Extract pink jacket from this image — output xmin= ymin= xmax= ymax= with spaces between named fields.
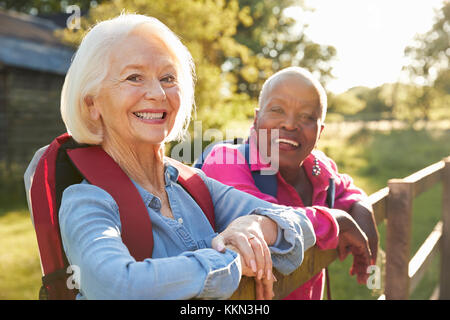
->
xmin=202 ymin=133 xmax=367 ymax=299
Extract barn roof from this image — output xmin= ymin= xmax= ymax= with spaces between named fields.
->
xmin=0 ymin=9 xmax=75 ymax=75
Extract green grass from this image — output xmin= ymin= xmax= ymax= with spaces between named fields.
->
xmin=0 ymin=125 xmax=449 ymax=299
xmin=0 ymin=206 xmax=42 ymax=299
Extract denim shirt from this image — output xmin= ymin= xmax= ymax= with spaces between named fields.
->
xmin=58 ymin=162 xmax=316 ymax=300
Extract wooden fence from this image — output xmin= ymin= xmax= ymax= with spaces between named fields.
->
xmin=230 ymin=156 xmax=450 ymax=300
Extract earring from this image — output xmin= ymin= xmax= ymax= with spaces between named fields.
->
xmin=312 ymin=157 xmax=321 ymax=176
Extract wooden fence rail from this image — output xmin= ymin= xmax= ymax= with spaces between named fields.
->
xmin=230 ymin=156 xmax=450 ymax=300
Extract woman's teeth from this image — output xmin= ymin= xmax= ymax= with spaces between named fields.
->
xmin=275 ymin=138 xmax=299 ymax=147
xmin=134 ymin=112 xmax=165 ymax=120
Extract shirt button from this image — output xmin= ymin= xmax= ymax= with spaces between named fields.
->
xmin=148 ymin=197 xmax=162 ymax=211
xmin=177 ymin=217 xmax=183 ymax=224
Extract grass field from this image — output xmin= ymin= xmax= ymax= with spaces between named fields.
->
xmin=0 ymin=207 xmax=41 ymax=300
xmin=0 ymin=124 xmax=449 ymax=299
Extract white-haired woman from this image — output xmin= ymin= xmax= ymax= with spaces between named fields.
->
xmin=55 ymin=14 xmax=316 ymax=300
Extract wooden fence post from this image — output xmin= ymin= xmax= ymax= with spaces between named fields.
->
xmin=440 ymin=157 xmax=450 ymax=299
xmin=385 ymin=179 xmax=413 ymax=299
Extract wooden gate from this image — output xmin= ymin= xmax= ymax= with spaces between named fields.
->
xmin=230 ymin=156 xmax=450 ymax=300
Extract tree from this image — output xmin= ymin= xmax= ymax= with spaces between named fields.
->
xmin=327 ymin=90 xmax=366 ymax=116
xmin=57 ymin=0 xmax=256 ymax=131
xmin=15 ymin=0 xmax=337 ymax=133
xmin=231 ymin=0 xmax=337 ymax=98
xmin=0 ymin=0 xmax=103 ymax=14
xmin=402 ymin=1 xmax=450 ymax=121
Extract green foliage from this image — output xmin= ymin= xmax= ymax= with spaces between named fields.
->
xmin=434 ymin=69 xmax=450 ymax=94
xmin=327 ymin=2 xmax=449 ymax=124
xmin=0 ymin=0 xmax=106 ymax=14
xmin=54 ymin=0 xmax=338 ymax=134
xmin=327 ymin=84 xmax=394 ymax=120
xmin=404 ymin=2 xmax=449 ymax=85
xmin=402 ymin=1 xmax=450 ymax=121
xmin=327 ymin=81 xmax=449 ymax=123
xmin=56 ymin=0 xmax=258 ymax=134
xmin=232 ymin=0 xmax=337 ymax=98
xmin=327 ymin=91 xmax=366 ymax=115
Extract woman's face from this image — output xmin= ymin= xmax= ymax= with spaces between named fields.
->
xmin=254 ymin=73 xmax=324 ymax=172
xmin=88 ymin=25 xmax=181 ymax=147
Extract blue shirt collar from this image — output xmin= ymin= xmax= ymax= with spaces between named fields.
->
xmin=128 ymin=163 xmax=180 ymax=209
xmin=164 ymin=161 xmax=180 ymax=186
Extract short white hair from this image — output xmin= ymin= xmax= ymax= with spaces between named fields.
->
xmin=61 ymin=13 xmax=196 ymax=144
xmin=258 ymin=67 xmax=328 ymax=123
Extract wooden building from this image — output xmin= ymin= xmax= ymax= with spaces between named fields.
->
xmin=0 ymin=9 xmax=74 ymax=169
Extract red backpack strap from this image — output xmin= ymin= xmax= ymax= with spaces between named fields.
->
xmin=66 ymin=146 xmax=153 ymax=261
xmin=166 ymin=158 xmax=215 ymax=230
xmin=31 ymin=133 xmax=72 ymax=277
xmin=31 ymin=133 xmax=78 ymax=299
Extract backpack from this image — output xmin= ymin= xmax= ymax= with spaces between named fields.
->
xmin=26 ymin=133 xmax=215 ymax=300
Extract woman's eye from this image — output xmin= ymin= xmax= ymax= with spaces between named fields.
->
xmin=299 ymin=114 xmax=317 ymax=124
xmin=126 ymin=74 xmax=142 ymax=82
xmin=161 ymin=74 xmax=176 ymax=84
xmin=270 ymin=106 xmax=283 ymax=113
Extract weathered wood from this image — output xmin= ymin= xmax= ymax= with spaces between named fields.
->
xmin=369 ymin=187 xmax=388 ymax=224
xmin=385 ymin=179 xmax=413 ymax=300
xmin=408 ymin=221 xmax=442 ymax=294
xmin=230 ymin=247 xmax=337 ymax=300
xmin=440 ymin=157 xmax=450 ymax=299
xmin=403 ymin=161 xmax=444 ymax=198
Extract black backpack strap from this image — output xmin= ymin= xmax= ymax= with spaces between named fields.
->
xmin=193 ymin=138 xmax=244 ymax=169
xmin=237 ymin=143 xmax=278 ymax=198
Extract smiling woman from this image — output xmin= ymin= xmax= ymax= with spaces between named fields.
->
xmin=254 ymin=68 xmax=326 ymax=177
xmin=202 ymin=66 xmax=378 ymax=300
xmin=85 ymin=27 xmax=181 ymax=149
xmin=60 ymin=15 xmax=195 ymax=145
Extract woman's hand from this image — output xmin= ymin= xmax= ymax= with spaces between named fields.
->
xmin=330 ymin=209 xmax=372 ymax=285
xmin=211 ymin=215 xmax=278 ymax=299
xmin=349 ymin=201 xmax=379 ymax=265
xmin=222 ymin=243 xmax=276 ymax=300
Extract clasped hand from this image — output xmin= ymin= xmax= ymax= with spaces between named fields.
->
xmin=212 ymin=215 xmax=277 ymax=300
xmin=330 ymin=208 xmax=373 ymax=285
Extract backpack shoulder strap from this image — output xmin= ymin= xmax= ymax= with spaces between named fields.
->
xmin=31 ymin=133 xmax=72 ymax=278
xmin=193 ymin=138 xmax=244 ymax=169
xmin=66 ymin=146 xmax=153 ymax=261
xmin=166 ymin=158 xmax=215 ymax=230
xmin=30 ymin=133 xmax=78 ymax=299
xmin=237 ymin=143 xmax=278 ymax=198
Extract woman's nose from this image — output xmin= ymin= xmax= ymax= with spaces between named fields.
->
xmin=280 ymin=115 xmax=298 ymax=131
xmin=144 ymin=79 xmax=166 ymax=101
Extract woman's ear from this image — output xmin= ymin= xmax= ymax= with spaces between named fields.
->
xmin=85 ymin=95 xmax=100 ymax=121
xmin=253 ymin=108 xmax=260 ymax=128
xmin=318 ymin=123 xmax=325 ymax=140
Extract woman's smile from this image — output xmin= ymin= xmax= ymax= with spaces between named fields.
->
xmin=132 ymin=109 xmax=168 ymax=124
xmin=275 ymin=137 xmax=301 ymax=151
